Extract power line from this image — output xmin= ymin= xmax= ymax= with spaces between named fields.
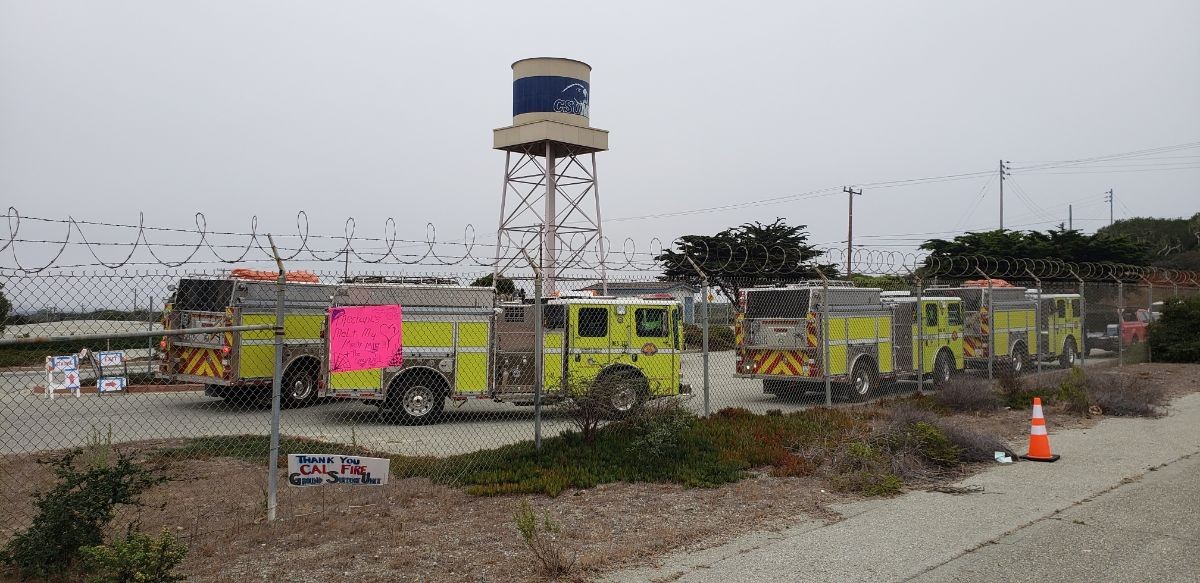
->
xmin=1008 ymin=141 xmax=1200 ymax=172
xmin=1013 ymin=166 xmax=1200 ymax=175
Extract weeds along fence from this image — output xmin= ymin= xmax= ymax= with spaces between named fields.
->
xmin=1 ymin=248 xmax=1198 ymax=545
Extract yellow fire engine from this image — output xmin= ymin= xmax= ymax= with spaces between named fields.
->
xmin=158 ymin=275 xmax=333 ymax=406
xmin=322 ymin=285 xmax=688 ymax=424
xmin=1028 ymin=290 xmax=1083 ymax=368
xmin=734 ymin=282 xmax=965 ymax=400
xmin=935 ymin=282 xmax=1081 ymax=372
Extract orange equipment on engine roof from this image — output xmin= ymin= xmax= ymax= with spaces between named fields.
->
xmin=962 ymin=279 xmax=1016 ymax=287
xmin=229 ymin=268 xmax=319 ymax=283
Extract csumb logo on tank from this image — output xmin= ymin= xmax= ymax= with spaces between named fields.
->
xmin=554 ymin=83 xmax=589 ymax=117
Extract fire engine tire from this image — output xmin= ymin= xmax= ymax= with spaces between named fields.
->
xmin=595 ymin=368 xmax=649 ymax=418
xmin=281 ymin=361 xmax=321 ymax=408
xmin=1008 ymin=343 xmax=1030 ymax=376
xmin=843 ymin=359 xmax=878 ymax=402
xmin=386 ymin=373 xmax=447 ymax=425
xmin=932 ymin=352 xmax=953 ymax=388
xmin=1060 ymin=338 xmax=1079 ymax=369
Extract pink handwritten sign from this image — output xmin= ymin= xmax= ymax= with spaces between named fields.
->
xmin=328 ymin=305 xmax=403 ymax=373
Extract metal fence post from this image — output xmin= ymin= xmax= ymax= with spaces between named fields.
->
xmin=683 ymin=256 xmax=710 ymax=416
xmin=1144 ymin=276 xmax=1154 ymax=363
xmin=520 ymin=247 xmax=544 ymax=451
xmin=533 ymin=272 xmax=543 ymax=451
xmin=1025 ymin=269 xmax=1042 ymax=375
xmin=975 ymin=268 xmax=994 ymax=380
xmin=267 ymin=234 xmax=285 ymax=523
xmin=1072 ymin=270 xmax=1086 ymax=373
xmin=916 ymin=278 xmax=924 ymax=391
xmin=146 ymin=294 xmax=154 ymax=376
xmin=1114 ymin=275 xmax=1124 ymax=367
xmin=817 ymin=269 xmax=832 ymax=407
xmin=701 ymin=280 xmax=710 ymax=417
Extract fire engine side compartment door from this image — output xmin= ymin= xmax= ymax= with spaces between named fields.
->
xmin=569 ymin=304 xmax=612 ymax=384
xmin=946 ymin=300 xmax=965 ymax=369
xmin=542 ymin=304 xmax=567 ymax=393
xmin=1049 ymin=299 xmax=1067 ymax=356
xmin=631 ymin=305 xmax=674 ymax=396
xmin=919 ymin=301 xmax=941 ymax=373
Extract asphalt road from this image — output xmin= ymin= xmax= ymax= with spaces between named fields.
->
xmin=917 ymin=453 xmax=1200 ymax=583
xmin=0 ymin=351 xmax=1119 ymax=457
xmin=605 ymin=392 xmax=1200 ymax=583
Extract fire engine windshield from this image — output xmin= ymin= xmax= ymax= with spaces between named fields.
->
xmin=746 ymin=289 xmax=809 ymax=319
xmin=174 ymin=279 xmax=234 ymax=313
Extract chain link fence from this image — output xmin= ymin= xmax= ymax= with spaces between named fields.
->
xmin=1 ymin=261 xmax=1197 ymax=546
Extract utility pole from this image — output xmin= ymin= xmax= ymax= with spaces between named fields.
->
xmin=999 ymin=159 xmax=1011 ymax=230
xmin=1068 ymin=204 xmax=1073 ymax=230
xmin=844 ymin=186 xmax=862 ymax=275
xmin=1105 ymin=189 xmax=1114 ymax=226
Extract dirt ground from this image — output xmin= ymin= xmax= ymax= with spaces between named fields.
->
xmin=2 ymin=362 xmax=1196 ymax=583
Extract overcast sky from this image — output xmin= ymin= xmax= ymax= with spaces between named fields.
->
xmin=2 ymin=0 xmax=1198 ymax=272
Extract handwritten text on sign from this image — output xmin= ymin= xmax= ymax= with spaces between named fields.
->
xmin=287 ymin=454 xmax=390 ymax=487
xmin=328 ymin=305 xmax=403 ymax=373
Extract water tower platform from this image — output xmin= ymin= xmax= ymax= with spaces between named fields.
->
xmin=493 ymin=121 xmax=608 ymax=156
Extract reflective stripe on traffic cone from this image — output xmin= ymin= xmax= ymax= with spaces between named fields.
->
xmin=1020 ymin=397 xmax=1060 ymax=462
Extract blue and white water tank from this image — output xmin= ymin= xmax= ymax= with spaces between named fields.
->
xmin=511 ymin=57 xmax=592 ymax=127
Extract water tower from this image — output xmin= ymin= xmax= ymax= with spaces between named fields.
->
xmin=493 ymin=57 xmax=608 ymax=293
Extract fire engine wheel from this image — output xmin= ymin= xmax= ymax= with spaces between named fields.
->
xmin=843 ymin=360 xmax=878 ymax=402
xmin=387 ymin=375 xmax=446 ymax=425
xmin=594 ymin=368 xmax=649 ymax=418
xmin=1060 ymin=338 xmax=1079 ymax=369
xmin=281 ymin=362 xmax=320 ymax=408
xmin=932 ymin=352 xmax=953 ymax=388
xmin=1008 ymin=343 xmax=1030 ymax=376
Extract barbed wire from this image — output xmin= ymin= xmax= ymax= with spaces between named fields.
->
xmin=3 ymin=207 xmax=1199 ymax=285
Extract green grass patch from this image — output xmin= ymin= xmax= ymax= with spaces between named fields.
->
xmin=0 ymin=337 xmax=151 ymax=368
xmin=157 ymin=402 xmax=997 ymax=499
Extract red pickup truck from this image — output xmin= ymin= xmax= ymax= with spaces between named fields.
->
xmin=1086 ymin=307 xmax=1151 ymax=354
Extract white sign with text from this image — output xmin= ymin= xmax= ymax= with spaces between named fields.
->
xmin=286 ymin=454 xmax=390 ymax=487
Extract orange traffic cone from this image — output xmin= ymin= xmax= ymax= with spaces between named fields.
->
xmin=1021 ymin=397 xmax=1060 ymax=462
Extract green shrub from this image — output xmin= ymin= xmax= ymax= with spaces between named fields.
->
xmin=933 ymin=376 xmax=1004 ymax=413
xmin=683 ymin=324 xmax=736 ymax=351
xmin=623 ymin=399 xmax=695 ymax=459
xmin=0 ymin=337 xmax=150 ymax=368
xmin=513 ymin=499 xmax=575 ymax=579
xmin=886 ymin=403 xmax=1010 ymax=463
xmin=1087 ymin=372 xmax=1165 ymax=417
xmin=998 ymin=371 xmax=1061 ymax=409
xmin=0 ymin=452 xmax=164 ymax=579
xmin=935 ymin=420 xmax=1014 ymax=462
xmin=877 ymin=421 xmax=961 ymax=468
xmin=1149 ymin=297 xmax=1200 ymax=363
xmin=80 ymin=528 xmax=188 ymax=583
xmin=1057 ymin=368 xmax=1091 ymax=414
xmin=859 ymin=474 xmax=904 ymax=497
